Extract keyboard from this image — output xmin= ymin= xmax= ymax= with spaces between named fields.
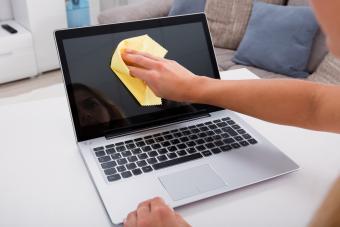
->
xmin=92 ymin=117 xmax=258 ymax=182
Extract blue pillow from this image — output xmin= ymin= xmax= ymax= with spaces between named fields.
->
xmin=168 ymin=0 xmax=206 ymax=16
xmin=232 ymin=2 xmax=319 ymax=78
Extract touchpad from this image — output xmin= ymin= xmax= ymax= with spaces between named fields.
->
xmin=159 ymin=165 xmax=226 ymax=201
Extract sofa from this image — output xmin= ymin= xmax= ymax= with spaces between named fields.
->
xmin=98 ymin=0 xmax=340 ymax=84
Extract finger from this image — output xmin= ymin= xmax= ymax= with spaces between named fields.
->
xmin=128 ymin=66 xmax=154 ymax=83
xmin=150 ymin=197 xmax=172 ymax=213
xmin=125 ymin=48 xmax=163 ymax=61
xmin=123 ymin=53 xmax=160 ymax=70
xmin=136 ymin=200 xmax=151 ymax=219
xmin=175 ymin=212 xmax=191 ymax=227
xmin=124 ymin=211 xmax=137 ymax=227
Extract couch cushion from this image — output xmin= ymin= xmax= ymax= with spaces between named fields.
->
xmin=232 ymin=2 xmax=319 ymax=78
xmin=214 ymin=48 xmax=236 ymax=71
xmin=168 ymin=0 xmax=206 ymax=16
xmin=98 ymin=0 xmax=173 ymax=24
xmin=205 ymin=0 xmax=285 ymax=50
xmin=309 ymin=54 xmax=340 ymax=84
xmin=287 ymin=0 xmax=329 ymax=73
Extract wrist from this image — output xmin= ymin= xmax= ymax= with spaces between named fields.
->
xmin=186 ymin=75 xmax=214 ymax=104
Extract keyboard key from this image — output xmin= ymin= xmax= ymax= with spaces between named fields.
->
xmin=142 ymin=166 xmax=153 ymax=173
xmin=208 ymin=125 xmax=218 ymax=130
xmin=153 ymin=153 xmax=203 ymax=170
xmin=177 ymin=150 xmax=187 ymax=156
xmin=202 ymin=150 xmax=212 ymax=157
xmin=237 ymin=129 xmax=247 ymax=134
xmin=125 ymin=140 xmax=133 ymax=144
xmin=134 ymin=138 xmax=143 ymax=142
xmin=116 ymin=146 xmax=126 ymax=152
xmin=132 ymin=168 xmax=142 ymax=176
xmin=216 ymin=122 xmax=227 ymax=127
xmin=95 ymin=150 xmax=106 ymax=157
xmin=126 ymin=163 xmax=137 ymax=170
xmin=211 ymin=148 xmax=222 ymax=154
xmin=174 ymin=132 xmax=182 ymax=138
xmin=170 ymin=139 xmax=180 ymax=145
xmin=164 ymin=135 xmax=173 ymax=140
xmin=243 ymin=134 xmax=252 ymax=140
xmin=104 ymin=168 xmax=117 ymax=175
xmin=155 ymin=137 xmax=164 ymax=142
xmin=167 ymin=153 xmax=178 ymax=159
xmin=212 ymin=135 xmax=222 ymax=140
xmin=222 ymin=117 xmax=231 ymax=121
xmin=145 ymin=139 xmax=155 ymax=145
xmin=221 ymin=133 xmax=230 ymax=138
xmin=186 ymin=141 xmax=196 ymax=147
xmin=222 ymin=127 xmax=238 ymax=136
xmin=199 ymin=132 xmax=207 ymax=138
xmin=158 ymin=148 xmax=168 ymax=154
xmin=213 ymin=119 xmax=221 ymax=123
xmin=106 ymin=148 xmax=116 ymax=154
xmin=167 ymin=146 xmax=177 ymax=152
xmin=115 ymin=142 xmax=124 ymax=146
xmin=117 ymin=158 xmax=128 ymax=165
xmin=107 ymin=174 xmax=121 ymax=182
xmin=206 ymin=130 xmax=215 ymax=136
xmin=170 ymin=129 xmax=179 ymax=133
xmin=204 ymin=136 xmax=213 ymax=142
xmin=240 ymin=141 xmax=249 ymax=146
xmin=223 ymin=138 xmax=235 ymax=144
xmin=204 ymin=121 xmax=213 ymax=125
xmin=226 ymin=120 xmax=235 ymax=125
xmin=248 ymin=139 xmax=258 ymax=144
xmin=157 ymin=155 xmax=168 ymax=162
xmin=161 ymin=141 xmax=171 ymax=147
xmin=111 ymin=153 xmax=122 ymax=160
xmin=121 ymin=171 xmax=132 ymax=178
xmin=197 ymin=123 xmax=204 ymax=127
xmin=191 ymin=128 xmax=200 ymax=134
xmin=180 ymin=137 xmax=189 ymax=142
xmin=136 ymin=141 xmax=146 ymax=147
xmin=147 ymin=157 xmax=157 ymax=164
xmin=138 ymin=153 xmax=148 ymax=160
xmin=232 ymin=125 xmax=241 ymax=130
xmin=132 ymin=148 xmax=142 ymax=155
xmin=182 ymin=130 xmax=191 ymax=135
xmin=205 ymin=142 xmax=215 ymax=149
xmin=214 ymin=140 xmax=224 ymax=146
xmin=235 ymin=136 xmax=243 ymax=141
xmin=162 ymin=131 xmax=170 ymax=135
xmin=105 ymin=144 xmax=115 ymax=149
xmin=117 ymin=165 xmax=126 ymax=172
xmin=151 ymin=144 xmax=161 ymax=149
xmin=98 ymin=156 xmax=111 ymax=163
xmin=196 ymin=145 xmax=205 ymax=151
xmin=221 ymin=145 xmax=232 ymax=152
xmin=214 ymin=129 xmax=223 ymax=134
xmin=231 ymin=143 xmax=241 ymax=149
xmin=121 ymin=150 xmax=132 ymax=157
xmin=144 ymin=135 xmax=152 ymax=140
xmin=142 ymin=146 xmax=152 ymax=152
xmin=127 ymin=156 xmax=138 ymax=162
xmin=94 ymin=146 xmax=104 ymax=151
xmin=200 ymin=126 xmax=209 ymax=131
xmin=186 ymin=148 xmax=197 ymax=154
xmin=137 ymin=160 xmax=147 ymax=167
xmin=196 ymin=139 xmax=205 ymax=144
xmin=177 ymin=143 xmax=187 ymax=149
xmin=126 ymin=143 xmax=136 ymax=149
xmin=189 ymin=134 xmax=198 ymax=140
xmin=148 ymin=151 xmax=158 ymax=157
xmin=101 ymin=161 xmax=117 ymax=169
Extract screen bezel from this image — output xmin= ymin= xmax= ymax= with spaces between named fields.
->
xmin=55 ymin=13 xmax=222 ymax=142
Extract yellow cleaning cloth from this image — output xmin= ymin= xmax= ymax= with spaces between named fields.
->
xmin=110 ymin=35 xmax=168 ymax=106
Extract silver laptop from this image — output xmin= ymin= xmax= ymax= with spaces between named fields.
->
xmin=54 ymin=14 xmax=299 ymax=225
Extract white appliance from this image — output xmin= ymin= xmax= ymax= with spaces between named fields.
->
xmin=0 ymin=20 xmax=37 ymax=83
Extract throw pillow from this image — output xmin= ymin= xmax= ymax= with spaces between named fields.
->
xmin=168 ymin=0 xmax=206 ymax=16
xmin=205 ymin=0 xmax=285 ymax=50
xmin=232 ymin=2 xmax=319 ymax=78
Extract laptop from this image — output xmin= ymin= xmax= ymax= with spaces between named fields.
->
xmin=54 ymin=14 xmax=299 ymax=225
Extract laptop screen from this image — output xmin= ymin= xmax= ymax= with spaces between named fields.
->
xmin=55 ymin=14 xmax=221 ymax=141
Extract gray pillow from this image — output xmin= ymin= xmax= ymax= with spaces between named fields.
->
xmin=168 ymin=0 xmax=206 ymax=16
xmin=232 ymin=2 xmax=319 ymax=78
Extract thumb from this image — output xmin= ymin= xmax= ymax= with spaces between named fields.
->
xmin=175 ymin=213 xmax=191 ymax=227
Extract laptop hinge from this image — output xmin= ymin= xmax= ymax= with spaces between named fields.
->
xmin=105 ymin=113 xmax=211 ymax=140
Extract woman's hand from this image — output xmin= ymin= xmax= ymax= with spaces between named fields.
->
xmin=122 ymin=49 xmax=208 ymax=102
xmin=124 ymin=197 xmax=191 ymax=227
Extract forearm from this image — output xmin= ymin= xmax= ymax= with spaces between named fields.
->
xmin=192 ymin=77 xmax=322 ymax=130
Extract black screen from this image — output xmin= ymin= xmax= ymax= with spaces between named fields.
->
xmin=56 ymin=14 xmax=221 ymax=141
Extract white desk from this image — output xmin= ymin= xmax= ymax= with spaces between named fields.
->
xmin=1 ymin=69 xmax=339 ymax=227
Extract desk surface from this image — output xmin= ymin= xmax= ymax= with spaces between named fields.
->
xmin=1 ymin=69 xmax=339 ymax=227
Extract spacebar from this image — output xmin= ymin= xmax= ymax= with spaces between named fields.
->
xmin=153 ymin=153 xmax=203 ymax=170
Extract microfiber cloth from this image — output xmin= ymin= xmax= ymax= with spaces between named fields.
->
xmin=110 ymin=35 xmax=168 ymax=106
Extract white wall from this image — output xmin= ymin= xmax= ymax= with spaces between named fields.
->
xmin=0 ymin=0 xmax=13 ymax=21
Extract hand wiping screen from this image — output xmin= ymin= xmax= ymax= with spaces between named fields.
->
xmin=110 ymin=35 xmax=168 ymax=106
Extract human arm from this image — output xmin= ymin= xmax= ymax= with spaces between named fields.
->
xmin=123 ymin=49 xmax=340 ymax=133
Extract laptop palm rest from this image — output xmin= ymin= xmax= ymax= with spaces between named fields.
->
xmin=159 ymin=165 xmax=226 ymax=201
